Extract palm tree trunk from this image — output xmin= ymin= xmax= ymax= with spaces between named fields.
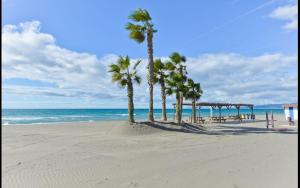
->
xmin=160 ymin=80 xmax=167 ymax=121
xmin=147 ymin=30 xmax=154 ymax=122
xmin=180 ymin=92 xmax=184 ymax=121
xmin=127 ymin=79 xmax=134 ymax=123
xmin=192 ymin=98 xmax=196 ymax=123
xmin=175 ymin=92 xmax=181 ymax=125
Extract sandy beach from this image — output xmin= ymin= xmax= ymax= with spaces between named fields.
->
xmin=2 ymin=115 xmax=298 ymax=188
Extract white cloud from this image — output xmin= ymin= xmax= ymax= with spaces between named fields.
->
xmin=2 ymin=21 xmax=298 ymax=107
xmin=269 ymin=3 xmax=298 ymax=31
xmin=186 ymin=53 xmax=298 ymax=105
xmin=2 ymin=21 xmax=134 ymax=99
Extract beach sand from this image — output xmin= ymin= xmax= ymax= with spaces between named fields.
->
xmin=2 ymin=115 xmax=298 ymax=188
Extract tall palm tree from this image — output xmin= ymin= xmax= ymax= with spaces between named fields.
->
xmin=165 ymin=52 xmax=187 ymax=125
xmin=185 ymin=78 xmax=203 ymax=123
xmin=125 ymin=8 xmax=157 ymax=122
xmin=108 ymin=56 xmax=141 ymax=123
xmin=166 ymin=72 xmax=186 ymax=125
xmin=154 ymin=59 xmax=168 ymax=121
xmin=166 ymin=52 xmax=187 ymax=121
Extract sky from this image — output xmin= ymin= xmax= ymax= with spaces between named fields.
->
xmin=2 ymin=0 xmax=298 ymax=108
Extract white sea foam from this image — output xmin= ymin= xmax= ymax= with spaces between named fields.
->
xmin=2 ymin=122 xmax=10 ymax=125
xmin=57 ymin=115 xmax=93 ymax=118
xmin=2 ymin=116 xmax=46 ymax=121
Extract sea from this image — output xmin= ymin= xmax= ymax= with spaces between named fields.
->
xmin=2 ymin=108 xmax=284 ymax=125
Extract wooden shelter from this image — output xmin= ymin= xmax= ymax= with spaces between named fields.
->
xmin=172 ymin=102 xmax=254 ymax=122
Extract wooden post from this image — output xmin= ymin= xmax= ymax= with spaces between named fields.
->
xmin=271 ymin=111 xmax=274 ymax=127
xmin=236 ymin=105 xmax=240 ymax=121
xmin=266 ymin=112 xmax=269 ymax=128
xmin=218 ymin=106 xmax=222 ymax=123
xmin=173 ymin=104 xmax=176 ymax=121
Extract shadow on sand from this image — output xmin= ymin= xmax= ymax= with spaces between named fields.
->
xmin=137 ymin=120 xmax=298 ymax=136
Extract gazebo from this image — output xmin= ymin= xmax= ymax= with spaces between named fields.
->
xmin=172 ymin=102 xmax=255 ymax=123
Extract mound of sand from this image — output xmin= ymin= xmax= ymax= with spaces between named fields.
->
xmin=107 ymin=121 xmax=164 ymax=136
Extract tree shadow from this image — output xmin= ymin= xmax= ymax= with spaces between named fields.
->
xmin=211 ymin=125 xmax=297 ymax=135
xmin=219 ymin=119 xmax=266 ymax=125
xmin=137 ymin=121 xmax=297 ymax=136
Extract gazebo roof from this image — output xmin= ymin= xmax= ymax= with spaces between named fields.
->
xmin=173 ymin=102 xmax=254 ymax=108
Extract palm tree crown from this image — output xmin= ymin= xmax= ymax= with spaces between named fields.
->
xmin=165 ymin=52 xmax=187 ymax=95
xmin=153 ymin=59 xmax=167 ymax=84
xmin=185 ymin=78 xmax=203 ymax=101
xmin=109 ymin=56 xmax=141 ymax=87
xmin=125 ymin=8 xmax=157 ymax=43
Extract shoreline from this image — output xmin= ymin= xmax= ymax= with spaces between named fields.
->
xmin=2 ymin=114 xmax=291 ymax=126
xmin=2 ymin=108 xmax=286 ymax=126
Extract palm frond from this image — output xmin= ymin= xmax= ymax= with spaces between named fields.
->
xmin=119 ymin=79 xmax=128 ymax=87
xmin=187 ymin=78 xmax=194 ymax=86
xmin=169 ymin=52 xmax=186 ymax=64
xmin=169 ymin=52 xmax=181 ymax=63
xmin=184 ymin=80 xmax=203 ymax=100
xmin=154 ymin=58 xmax=165 ymax=71
xmin=129 ymin=30 xmax=145 ymax=43
xmin=128 ymin=8 xmax=152 ymax=22
xmin=165 ymin=79 xmax=177 ymax=87
xmin=153 ymin=59 xmax=160 ymax=73
xmin=117 ymin=56 xmax=130 ymax=70
xmin=112 ymin=73 xmax=123 ymax=82
xmin=165 ymin=87 xmax=174 ymax=96
xmin=133 ymin=60 xmax=142 ymax=70
xmin=153 ymin=76 xmax=159 ymax=84
xmin=194 ymin=83 xmax=200 ymax=92
xmin=133 ymin=76 xmax=141 ymax=85
xmin=125 ymin=23 xmax=145 ymax=31
xmin=181 ymin=56 xmax=186 ymax=62
xmin=108 ymin=64 xmax=120 ymax=73
xmin=165 ymin=61 xmax=176 ymax=70
xmin=172 ymin=73 xmax=184 ymax=82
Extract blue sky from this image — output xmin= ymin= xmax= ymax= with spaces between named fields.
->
xmin=2 ymin=0 xmax=298 ymax=108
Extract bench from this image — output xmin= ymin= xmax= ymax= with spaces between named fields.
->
xmin=210 ymin=117 xmax=226 ymax=123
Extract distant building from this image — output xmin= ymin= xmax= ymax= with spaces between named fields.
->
xmin=282 ymin=104 xmax=298 ymax=124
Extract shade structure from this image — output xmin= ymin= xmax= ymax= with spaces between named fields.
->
xmin=172 ymin=102 xmax=254 ymax=123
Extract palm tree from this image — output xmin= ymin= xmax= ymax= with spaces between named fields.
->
xmin=125 ymin=8 xmax=157 ymax=122
xmin=154 ymin=59 xmax=168 ymax=121
xmin=185 ymin=79 xmax=203 ymax=123
xmin=108 ymin=56 xmax=141 ymax=123
xmin=166 ymin=72 xmax=186 ymax=125
xmin=165 ymin=52 xmax=187 ymax=125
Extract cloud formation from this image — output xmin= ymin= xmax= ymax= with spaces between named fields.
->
xmin=2 ymin=21 xmax=298 ymax=107
xmin=187 ymin=53 xmax=298 ymax=104
xmin=2 ymin=21 xmax=129 ymax=99
xmin=269 ymin=3 xmax=298 ymax=31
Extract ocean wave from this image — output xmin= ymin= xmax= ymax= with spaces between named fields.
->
xmin=2 ymin=115 xmax=95 ymax=121
xmin=2 ymin=122 xmax=10 ymax=125
xmin=56 ymin=115 xmax=93 ymax=118
xmin=2 ymin=116 xmax=47 ymax=121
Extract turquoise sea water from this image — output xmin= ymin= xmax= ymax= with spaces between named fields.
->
xmin=2 ymin=108 xmax=284 ymax=125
